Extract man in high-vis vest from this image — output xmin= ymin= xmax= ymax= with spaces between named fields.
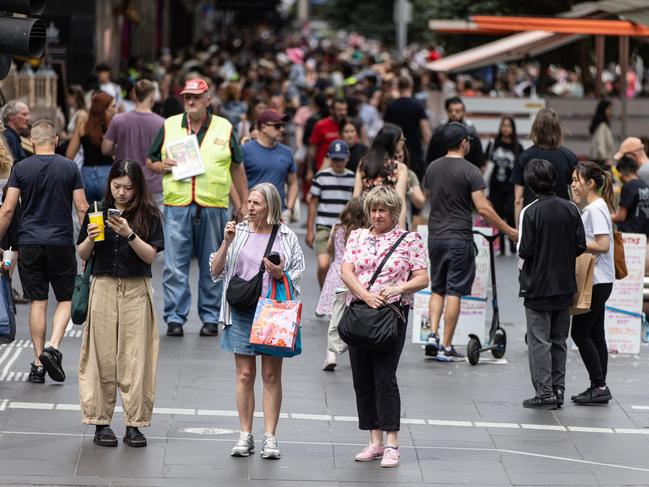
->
xmin=147 ymin=78 xmax=248 ymax=338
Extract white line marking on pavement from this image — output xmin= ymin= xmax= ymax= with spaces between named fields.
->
xmin=180 ymin=427 xmax=237 ymax=435
xmin=474 ymin=421 xmax=519 ymax=429
xmin=0 ymin=429 xmax=648 ymax=474
xmin=0 ymin=348 xmax=22 ymax=380
xmin=521 ymin=424 xmax=566 ymax=431
xmin=427 ymin=419 xmax=473 ymax=427
xmin=567 ymin=426 xmax=615 ymax=433
xmin=631 ymin=405 xmax=649 ymax=410
xmin=2 ymin=400 xmax=648 ymax=436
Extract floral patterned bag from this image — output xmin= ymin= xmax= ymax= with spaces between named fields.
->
xmin=249 ymin=273 xmax=302 ymax=357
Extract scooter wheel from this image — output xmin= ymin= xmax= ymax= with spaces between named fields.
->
xmin=491 ymin=328 xmax=507 ymax=359
xmin=467 ymin=337 xmax=480 ymax=365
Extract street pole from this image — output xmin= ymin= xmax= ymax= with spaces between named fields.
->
xmin=297 ymin=0 xmax=309 ymax=24
xmin=394 ymin=0 xmax=411 ymax=61
xmin=619 ymin=35 xmax=629 ymax=139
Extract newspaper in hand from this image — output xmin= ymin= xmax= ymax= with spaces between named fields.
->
xmin=165 ymin=134 xmax=206 ymax=181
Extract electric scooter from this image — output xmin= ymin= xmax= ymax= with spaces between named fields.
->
xmin=467 ymin=230 xmax=507 ymax=365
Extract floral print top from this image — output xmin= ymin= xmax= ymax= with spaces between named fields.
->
xmin=342 ymin=224 xmax=427 ymax=306
xmin=361 ymin=158 xmax=399 ymax=195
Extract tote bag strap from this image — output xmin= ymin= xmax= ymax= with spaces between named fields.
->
xmin=269 ymin=272 xmax=293 ymax=301
xmin=258 ymin=224 xmax=280 ymax=272
xmin=365 ymin=232 xmax=409 ymax=291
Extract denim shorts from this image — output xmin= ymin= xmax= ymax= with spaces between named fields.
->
xmin=220 ymin=307 xmax=258 ymax=356
xmin=428 ymin=238 xmax=476 ymax=297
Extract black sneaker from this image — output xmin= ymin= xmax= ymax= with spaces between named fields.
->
xmin=199 ymin=322 xmax=219 ymax=336
xmin=123 ymin=426 xmax=147 ymax=447
xmin=166 ymin=323 xmax=184 ymax=337
xmin=94 ymin=425 xmax=118 ymax=447
xmin=572 ymin=386 xmax=612 ymax=405
xmin=436 ymin=345 xmax=465 ymax=362
xmin=424 ymin=332 xmax=440 ymax=357
xmin=27 ymin=362 xmax=45 ymax=383
xmin=39 ymin=346 xmax=65 ymax=382
xmin=554 ymin=387 xmax=565 ymax=408
xmin=523 ymin=396 xmax=558 ymax=410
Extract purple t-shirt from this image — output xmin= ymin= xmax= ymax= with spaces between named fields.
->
xmin=235 ymin=232 xmax=283 ymax=298
xmin=105 ymin=111 xmax=165 ymax=194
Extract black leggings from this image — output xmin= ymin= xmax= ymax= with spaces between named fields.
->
xmin=571 ymin=283 xmax=613 ymax=388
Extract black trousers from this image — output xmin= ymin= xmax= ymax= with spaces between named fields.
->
xmin=348 ymin=308 xmax=409 ymax=432
xmin=571 ymin=283 xmax=613 ymax=388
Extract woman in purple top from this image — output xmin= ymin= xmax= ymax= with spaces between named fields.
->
xmin=210 ymin=183 xmax=305 ymax=460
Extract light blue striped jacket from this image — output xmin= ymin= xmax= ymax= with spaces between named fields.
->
xmin=209 ymin=221 xmax=305 ymax=326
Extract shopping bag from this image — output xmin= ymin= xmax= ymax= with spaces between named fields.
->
xmin=571 ymin=253 xmax=595 ymax=316
xmin=613 ymin=231 xmax=628 ymax=280
xmin=250 ymin=273 xmax=302 ymax=357
xmin=0 ymin=271 xmax=16 ymax=344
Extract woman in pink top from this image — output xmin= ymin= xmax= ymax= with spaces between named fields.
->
xmin=341 ymin=186 xmax=429 ymax=468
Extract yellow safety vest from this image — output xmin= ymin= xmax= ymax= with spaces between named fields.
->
xmin=160 ymin=114 xmax=233 ymax=207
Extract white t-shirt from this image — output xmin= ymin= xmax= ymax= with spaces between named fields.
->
xmin=582 ymin=198 xmax=614 ymax=285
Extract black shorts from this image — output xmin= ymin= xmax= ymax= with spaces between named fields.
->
xmin=18 ymin=245 xmax=76 ymax=302
xmin=428 ymin=238 xmax=476 ymax=297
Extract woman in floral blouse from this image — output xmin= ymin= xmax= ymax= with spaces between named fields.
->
xmin=340 ymin=186 xmax=429 ymax=468
xmin=353 ymin=124 xmax=409 ymax=228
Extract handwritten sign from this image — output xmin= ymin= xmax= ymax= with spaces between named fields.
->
xmin=604 ymin=233 xmax=646 ymax=354
xmin=411 ymin=226 xmax=490 ymax=345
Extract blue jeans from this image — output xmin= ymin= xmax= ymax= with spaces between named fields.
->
xmin=81 ymin=165 xmax=111 ymax=206
xmin=162 ymin=204 xmax=227 ymax=326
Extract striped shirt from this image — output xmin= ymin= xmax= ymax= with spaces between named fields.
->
xmin=310 ymin=168 xmax=355 ymax=227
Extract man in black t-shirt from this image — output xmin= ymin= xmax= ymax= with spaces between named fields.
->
xmin=426 ymin=97 xmax=484 ymax=170
xmin=384 ymin=74 xmax=431 ymax=179
xmin=422 ymin=122 xmax=517 ymax=361
xmin=0 ymin=119 xmax=88 ymax=384
xmin=614 ymin=157 xmax=649 ymax=236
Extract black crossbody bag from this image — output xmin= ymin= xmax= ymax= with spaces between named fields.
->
xmin=338 ymin=232 xmax=408 ymax=351
xmin=226 ymin=224 xmax=279 ymax=312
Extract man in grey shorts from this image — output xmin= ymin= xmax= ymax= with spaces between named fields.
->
xmin=422 ymin=122 xmax=517 ymax=361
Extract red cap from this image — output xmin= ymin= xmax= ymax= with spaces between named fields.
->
xmin=180 ymin=78 xmax=209 ymax=95
xmin=257 ymin=109 xmax=289 ymax=125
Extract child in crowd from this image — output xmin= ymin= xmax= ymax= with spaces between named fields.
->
xmin=318 ymin=198 xmax=366 ymax=371
xmin=518 ymin=159 xmax=586 ymax=409
xmin=306 ymin=140 xmax=355 ymax=294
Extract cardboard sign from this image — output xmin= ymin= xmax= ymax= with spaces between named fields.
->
xmin=604 ymin=233 xmax=646 ymax=354
xmin=411 ymin=226 xmax=491 ymax=345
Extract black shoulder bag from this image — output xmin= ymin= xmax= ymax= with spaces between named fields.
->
xmin=338 ymin=232 xmax=409 ymax=351
xmin=226 ymin=224 xmax=279 ymax=312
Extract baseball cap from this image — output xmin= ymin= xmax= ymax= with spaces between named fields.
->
xmin=327 ymin=139 xmax=350 ymax=159
xmin=257 ymin=109 xmax=289 ymax=126
xmin=443 ymin=121 xmax=471 ymax=148
xmin=614 ymin=137 xmax=644 ymax=160
xmin=180 ymin=78 xmax=209 ymax=95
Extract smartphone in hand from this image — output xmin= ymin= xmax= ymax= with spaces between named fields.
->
xmin=108 ymin=208 xmax=122 ymax=219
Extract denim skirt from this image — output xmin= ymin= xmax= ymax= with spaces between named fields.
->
xmin=220 ymin=307 xmax=258 ymax=356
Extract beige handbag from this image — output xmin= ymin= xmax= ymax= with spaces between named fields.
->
xmin=571 ymin=253 xmax=596 ymax=316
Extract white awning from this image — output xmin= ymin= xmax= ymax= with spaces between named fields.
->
xmin=425 ymin=31 xmax=583 ymax=73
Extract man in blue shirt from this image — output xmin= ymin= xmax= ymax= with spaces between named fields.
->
xmin=242 ymin=110 xmax=298 ymax=219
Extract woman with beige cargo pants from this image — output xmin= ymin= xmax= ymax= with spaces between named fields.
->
xmin=77 ymin=159 xmax=164 ymax=448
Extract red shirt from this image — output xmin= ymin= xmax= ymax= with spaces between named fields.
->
xmin=309 ymin=116 xmax=340 ymax=171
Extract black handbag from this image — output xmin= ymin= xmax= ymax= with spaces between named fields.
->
xmin=338 ymin=232 xmax=409 ymax=350
xmin=226 ymin=224 xmax=279 ymax=312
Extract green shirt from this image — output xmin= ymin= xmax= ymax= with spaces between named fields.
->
xmin=147 ymin=112 xmax=243 ymax=164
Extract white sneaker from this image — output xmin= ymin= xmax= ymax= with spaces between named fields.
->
xmin=261 ymin=433 xmax=281 ymax=459
xmin=322 ymin=351 xmax=337 ymax=371
xmin=230 ymin=432 xmax=255 ymax=457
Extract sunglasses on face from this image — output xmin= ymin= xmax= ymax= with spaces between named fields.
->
xmin=265 ymin=123 xmax=285 ymax=129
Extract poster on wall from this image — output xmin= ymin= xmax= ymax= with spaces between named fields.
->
xmin=411 ymin=226 xmax=491 ymax=345
xmin=604 ymin=233 xmax=646 ymax=354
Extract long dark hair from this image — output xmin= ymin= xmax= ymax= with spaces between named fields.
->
xmin=574 ymin=160 xmax=614 ymax=211
xmin=360 ymin=123 xmax=402 ymax=180
xmin=495 ymin=115 xmax=521 ymax=157
xmin=339 ymin=197 xmax=366 ymax=241
xmin=103 ymin=159 xmax=162 ymax=241
xmin=589 ymin=99 xmax=612 ymax=135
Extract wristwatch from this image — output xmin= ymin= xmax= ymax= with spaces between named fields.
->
xmin=127 ymin=231 xmax=137 ymax=242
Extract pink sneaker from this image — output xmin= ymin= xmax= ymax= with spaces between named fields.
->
xmin=380 ymin=446 xmax=400 ymax=468
xmin=354 ymin=444 xmax=385 ymax=462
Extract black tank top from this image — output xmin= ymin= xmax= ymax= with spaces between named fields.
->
xmin=80 ymin=135 xmax=113 ymax=167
